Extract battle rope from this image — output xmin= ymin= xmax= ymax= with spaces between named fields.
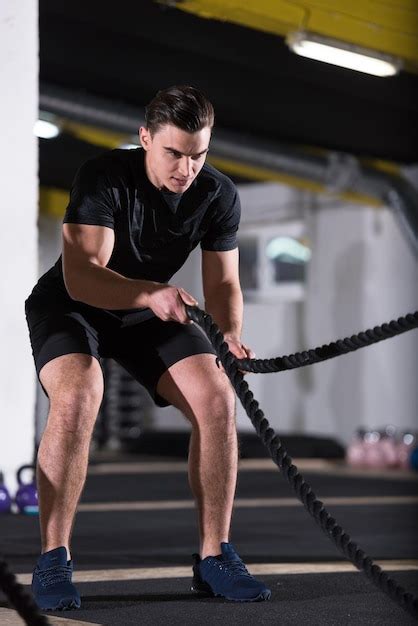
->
xmin=186 ymin=305 xmax=418 ymax=620
xmin=0 ymin=558 xmax=50 ymax=625
xmin=1 ymin=309 xmax=417 ymax=623
xmin=234 ymin=311 xmax=418 ymax=373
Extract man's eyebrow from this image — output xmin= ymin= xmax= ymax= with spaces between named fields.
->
xmin=164 ymin=146 xmax=209 ymax=157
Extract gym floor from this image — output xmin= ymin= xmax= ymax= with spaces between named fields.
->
xmin=1 ymin=453 xmax=417 ymax=625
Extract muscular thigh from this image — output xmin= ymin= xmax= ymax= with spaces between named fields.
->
xmin=40 ymin=353 xmax=104 ymax=411
xmin=112 ymin=317 xmax=218 ymax=408
xmin=156 ymin=353 xmax=236 ymax=421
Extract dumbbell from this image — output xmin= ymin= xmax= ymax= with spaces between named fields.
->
xmin=15 ymin=465 xmax=38 ymax=515
xmin=0 ymin=471 xmax=12 ymax=514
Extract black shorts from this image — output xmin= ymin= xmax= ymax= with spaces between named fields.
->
xmin=24 ymin=294 xmax=217 ymax=407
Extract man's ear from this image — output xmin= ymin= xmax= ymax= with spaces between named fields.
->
xmin=139 ymin=126 xmax=151 ymax=150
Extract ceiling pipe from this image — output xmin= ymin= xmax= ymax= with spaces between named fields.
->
xmin=40 ymin=82 xmax=418 ymax=255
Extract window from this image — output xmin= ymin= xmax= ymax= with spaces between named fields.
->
xmin=239 ymin=222 xmax=310 ymax=302
xmin=266 ymin=236 xmax=310 ymax=284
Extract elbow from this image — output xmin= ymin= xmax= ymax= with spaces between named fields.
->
xmin=63 ymin=270 xmax=81 ymax=301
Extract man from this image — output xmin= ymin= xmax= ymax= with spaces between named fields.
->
xmin=25 ymin=85 xmax=271 ymax=610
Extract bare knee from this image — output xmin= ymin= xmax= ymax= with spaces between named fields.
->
xmin=188 ymin=380 xmax=236 ymax=429
xmin=157 ymin=354 xmax=236 ymax=428
xmin=40 ymin=354 xmax=104 ymax=433
xmin=54 ymin=388 xmax=102 ymax=431
xmin=209 ymin=383 xmax=235 ymax=418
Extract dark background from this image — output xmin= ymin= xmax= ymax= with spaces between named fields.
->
xmin=38 ymin=0 xmax=418 ymax=190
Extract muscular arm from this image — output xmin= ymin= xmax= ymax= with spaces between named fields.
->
xmin=202 ymin=248 xmax=243 ymax=339
xmin=62 ymin=223 xmax=159 ymax=309
xmin=62 ymin=223 xmax=197 ymax=322
xmin=202 ymin=249 xmax=255 ymax=362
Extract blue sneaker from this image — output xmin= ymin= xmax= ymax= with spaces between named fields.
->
xmin=31 ymin=546 xmax=81 ymax=610
xmin=191 ymin=542 xmax=271 ymax=602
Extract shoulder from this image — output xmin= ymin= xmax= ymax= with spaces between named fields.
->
xmin=74 ymin=149 xmax=140 ymax=185
xmin=199 ymin=161 xmax=238 ymax=202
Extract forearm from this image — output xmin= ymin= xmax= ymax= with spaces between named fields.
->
xmin=204 ymin=284 xmax=244 ymax=339
xmin=64 ymin=262 xmax=159 ymax=310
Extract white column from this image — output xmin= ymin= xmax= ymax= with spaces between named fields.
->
xmin=0 ymin=0 xmax=38 ymax=491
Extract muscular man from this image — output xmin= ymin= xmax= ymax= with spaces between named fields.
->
xmin=25 ymin=85 xmax=271 ymax=610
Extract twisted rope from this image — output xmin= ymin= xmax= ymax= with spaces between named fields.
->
xmin=186 ymin=305 xmax=418 ymax=620
xmin=234 ymin=311 xmax=418 ymax=373
xmin=0 ymin=558 xmax=50 ymax=625
xmin=2 ymin=308 xmax=416 ymax=622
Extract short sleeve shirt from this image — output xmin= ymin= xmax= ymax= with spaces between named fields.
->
xmin=32 ymin=148 xmax=241 ymax=324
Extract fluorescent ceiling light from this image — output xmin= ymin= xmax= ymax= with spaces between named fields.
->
xmin=119 ymin=143 xmax=139 ymax=150
xmin=286 ymin=31 xmax=402 ymax=77
xmin=34 ymin=112 xmax=61 ymax=139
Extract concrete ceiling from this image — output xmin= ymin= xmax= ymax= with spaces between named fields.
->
xmin=39 ymin=0 xmax=418 ymax=193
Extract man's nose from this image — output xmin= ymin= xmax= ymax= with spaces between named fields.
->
xmin=178 ymin=156 xmax=193 ymax=178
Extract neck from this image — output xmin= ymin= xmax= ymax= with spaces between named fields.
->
xmin=143 ymin=152 xmax=162 ymax=189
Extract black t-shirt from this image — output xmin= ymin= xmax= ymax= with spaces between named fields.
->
xmin=31 ymin=148 xmax=241 ymax=324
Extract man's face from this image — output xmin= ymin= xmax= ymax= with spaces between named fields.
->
xmin=139 ymin=124 xmax=211 ymax=193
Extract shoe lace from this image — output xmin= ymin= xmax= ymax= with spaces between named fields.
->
xmin=221 ymin=558 xmax=252 ymax=578
xmin=38 ymin=564 xmax=72 ymax=587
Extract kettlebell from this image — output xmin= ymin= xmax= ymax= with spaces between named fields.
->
xmin=410 ymin=447 xmax=418 ymax=471
xmin=0 ymin=471 xmax=12 ymax=514
xmin=15 ymin=464 xmax=38 ymax=515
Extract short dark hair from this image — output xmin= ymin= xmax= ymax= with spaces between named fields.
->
xmin=145 ymin=85 xmax=214 ymax=136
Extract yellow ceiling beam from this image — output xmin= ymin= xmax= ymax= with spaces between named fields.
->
xmin=176 ymin=0 xmax=304 ymax=34
xmin=307 ymin=4 xmax=418 ymax=64
xmin=61 ymin=120 xmax=135 ymax=149
xmin=173 ymin=0 xmax=418 ymax=69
